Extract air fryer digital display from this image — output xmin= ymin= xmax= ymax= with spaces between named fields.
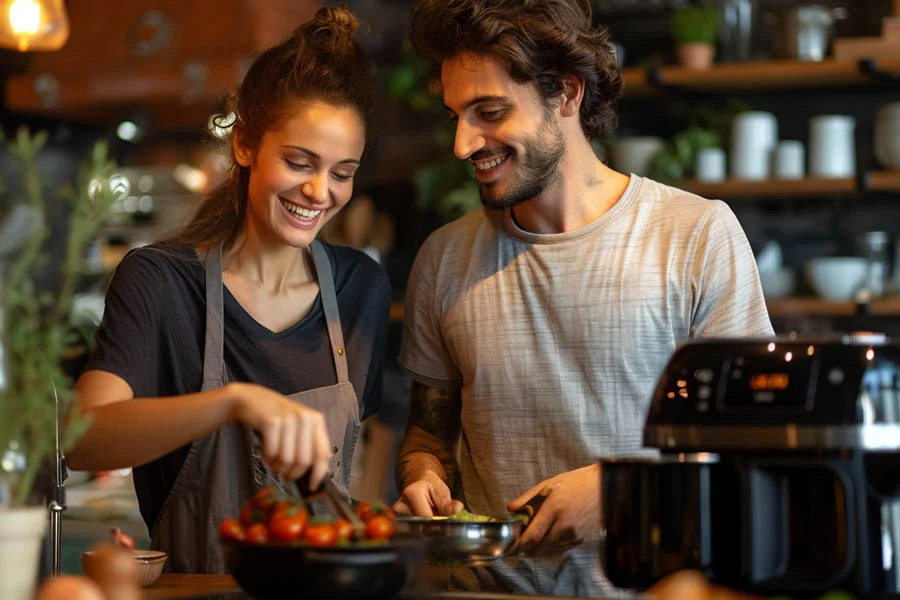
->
xmin=721 ymin=353 xmax=816 ymax=411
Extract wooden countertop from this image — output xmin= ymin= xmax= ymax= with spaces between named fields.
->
xmin=144 ymin=574 xmax=241 ymax=599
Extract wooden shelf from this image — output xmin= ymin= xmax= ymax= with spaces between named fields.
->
xmin=769 ymin=297 xmax=900 ymax=318
xmin=683 ymin=177 xmax=859 ymax=199
xmin=865 ymin=170 xmax=900 ymax=192
xmin=621 ymin=58 xmax=900 ymax=96
xmin=392 ymin=299 xmax=900 ymax=322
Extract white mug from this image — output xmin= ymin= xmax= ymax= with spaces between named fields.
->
xmin=695 ymin=147 xmax=727 ymax=182
xmin=773 ymin=140 xmax=805 ymax=180
xmin=809 ymin=115 xmax=856 ymax=178
xmin=730 ymin=111 xmax=779 ymax=180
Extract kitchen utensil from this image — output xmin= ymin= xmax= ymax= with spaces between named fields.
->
xmin=605 ymin=338 xmax=900 ymax=596
xmin=395 ymin=516 xmax=524 ymax=565
xmin=80 ymin=548 xmax=167 ymax=587
xmin=805 ymin=257 xmax=868 ymax=301
xmin=730 ymin=111 xmax=778 ymax=180
xmin=809 ymin=115 xmax=855 ymax=178
xmin=719 ymin=0 xmax=755 ymax=63
xmin=769 ymin=5 xmax=846 ymax=62
xmin=695 ymin=147 xmax=727 ymax=183
xmin=773 ymin=140 xmax=805 ymax=180
xmin=221 ymin=532 xmax=425 ymax=600
xmin=293 ymin=477 xmax=367 ymax=540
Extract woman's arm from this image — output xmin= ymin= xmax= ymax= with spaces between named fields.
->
xmin=67 ymin=370 xmax=332 ymax=486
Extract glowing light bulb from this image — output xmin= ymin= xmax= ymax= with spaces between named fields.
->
xmin=0 ymin=0 xmax=69 ymax=52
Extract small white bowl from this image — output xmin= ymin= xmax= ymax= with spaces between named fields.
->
xmin=805 ymin=257 xmax=868 ymax=301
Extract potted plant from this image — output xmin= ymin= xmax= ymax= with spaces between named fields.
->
xmin=0 ymin=128 xmax=120 ymax=600
xmin=671 ymin=5 xmax=719 ymax=70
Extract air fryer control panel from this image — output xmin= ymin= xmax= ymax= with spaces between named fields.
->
xmin=644 ymin=339 xmax=900 ymax=427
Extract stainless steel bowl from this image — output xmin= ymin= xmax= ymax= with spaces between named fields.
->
xmin=396 ymin=517 xmax=523 ymax=565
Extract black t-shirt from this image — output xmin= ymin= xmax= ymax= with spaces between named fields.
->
xmin=84 ymin=242 xmax=391 ymax=531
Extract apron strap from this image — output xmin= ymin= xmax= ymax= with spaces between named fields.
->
xmin=202 ymin=243 xmax=227 ymax=387
xmin=310 ymin=241 xmax=350 ymax=384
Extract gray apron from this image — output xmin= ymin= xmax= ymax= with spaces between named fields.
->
xmin=150 ymin=241 xmax=361 ymax=573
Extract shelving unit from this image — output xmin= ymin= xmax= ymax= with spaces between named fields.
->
xmin=768 ymin=298 xmax=900 ymax=318
xmin=683 ymin=177 xmax=859 ymax=199
xmin=620 ymin=58 xmax=900 ymax=96
xmin=389 ymin=299 xmax=900 ymax=322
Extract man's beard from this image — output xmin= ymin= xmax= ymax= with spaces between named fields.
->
xmin=478 ymin=118 xmax=565 ymax=210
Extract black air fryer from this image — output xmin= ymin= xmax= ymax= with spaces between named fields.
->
xmin=601 ymin=336 xmax=900 ymax=598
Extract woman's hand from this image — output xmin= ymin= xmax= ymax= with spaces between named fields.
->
xmin=229 ymin=382 xmax=332 ymax=487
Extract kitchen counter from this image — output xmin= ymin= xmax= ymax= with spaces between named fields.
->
xmin=142 ymin=574 xmax=626 ymax=600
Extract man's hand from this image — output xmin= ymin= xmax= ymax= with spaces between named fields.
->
xmin=393 ymin=471 xmax=464 ymax=517
xmin=507 ymin=464 xmax=601 ymax=555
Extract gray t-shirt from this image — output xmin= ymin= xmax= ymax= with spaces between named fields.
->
xmin=399 ymin=175 xmax=773 ymax=594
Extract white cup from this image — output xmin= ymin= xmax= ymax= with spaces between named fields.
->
xmin=773 ymin=140 xmax=805 ymax=180
xmin=809 ymin=115 xmax=856 ymax=178
xmin=695 ymin=147 xmax=726 ymax=182
xmin=730 ymin=111 xmax=779 ymax=180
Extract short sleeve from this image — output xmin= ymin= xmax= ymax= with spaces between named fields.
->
xmin=689 ymin=202 xmax=774 ymax=339
xmin=398 ymin=238 xmax=462 ymax=386
xmin=83 ymin=249 xmax=168 ymax=397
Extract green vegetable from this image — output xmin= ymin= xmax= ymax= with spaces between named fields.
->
xmin=449 ymin=508 xmax=493 ymax=522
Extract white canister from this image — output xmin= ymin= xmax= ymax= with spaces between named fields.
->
xmin=773 ymin=140 xmax=805 ymax=180
xmin=695 ymin=147 xmax=727 ymax=182
xmin=730 ymin=111 xmax=779 ymax=180
xmin=809 ymin=115 xmax=856 ymax=178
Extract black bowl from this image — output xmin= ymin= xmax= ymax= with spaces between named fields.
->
xmin=221 ymin=532 xmax=425 ymax=600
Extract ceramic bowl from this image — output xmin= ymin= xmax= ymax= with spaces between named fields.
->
xmin=805 ymin=257 xmax=868 ymax=301
xmin=81 ymin=548 xmax=167 ymax=587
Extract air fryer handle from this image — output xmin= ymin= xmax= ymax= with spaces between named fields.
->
xmin=746 ymin=462 xmax=857 ymax=591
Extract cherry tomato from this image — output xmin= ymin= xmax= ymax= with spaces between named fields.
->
xmin=240 ymin=488 xmax=283 ymax=526
xmin=303 ymin=523 xmax=337 ymax=547
xmin=219 ymin=519 xmax=246 ymax=542
xmin=333 ymin=519 xmax=355 ymax=543
xmin=268 ymin=503 xmax=309 ymax=542
xmin=357 ymin=500 xmax=395 ymax=522
xmin=246 ymin=523 xmax=269 ymax=545
xmin=365 ymin=515 xmax=395 ymax=540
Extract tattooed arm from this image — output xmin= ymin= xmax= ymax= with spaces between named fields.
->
xmin=393 ymin=381 xmax=464 ymax=517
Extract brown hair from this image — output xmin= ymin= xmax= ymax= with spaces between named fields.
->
xmin=407 ymin=0 xmax=622 ymax=141
xmin=166 ymin=6 xmax=373 ymax=251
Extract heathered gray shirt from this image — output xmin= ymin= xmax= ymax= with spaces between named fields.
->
xmin=400 ymin=175 xmax=773 ymax=594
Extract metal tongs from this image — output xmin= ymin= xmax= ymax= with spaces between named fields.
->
xmin=288 ymin=475 xmax=366 ymax=539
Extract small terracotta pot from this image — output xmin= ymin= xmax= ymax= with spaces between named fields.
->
xmin=677 ymin=43 xmax=715 ymax=70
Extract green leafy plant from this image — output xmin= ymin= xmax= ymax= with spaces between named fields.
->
xmin=0 ymin=128 xmax=120 ymax=507
xmin=671 ymin=5 xmax=719 ymax=45
xmin=647 ymin=100 xmax=752 ymax=183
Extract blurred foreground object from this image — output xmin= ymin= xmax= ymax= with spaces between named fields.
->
xmin=0 ymin=0 xmax=68 ymax=52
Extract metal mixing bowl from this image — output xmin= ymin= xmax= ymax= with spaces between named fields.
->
xmin=396 ymin=517 xmax=523 ymax=564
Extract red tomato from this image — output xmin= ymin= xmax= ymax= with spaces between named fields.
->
xmin=240 ymin=488 xmax=282 ymax=526
xmin=357 ymin=500 xmax=395 ymax=522
xmin=333 ymin=519 xmax=355 ymax=542
xmin=365 ymin=515 xmax=395 ymax=540
xmin=303 ymin=523 xmax=337 ymax=547
xmin=268 ymin=504 xmax=309 ymax=542
xmin=246 ymin=523 xmax=269 ymax=545
xmin=219 ymin=519 xmax=246 ymax=542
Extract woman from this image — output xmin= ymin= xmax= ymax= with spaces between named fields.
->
xmin=66 ymin=7 xmax=390 ymax=574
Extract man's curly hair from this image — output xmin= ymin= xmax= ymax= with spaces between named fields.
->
xmin=407 ymin=0 xmax=623 ymax=141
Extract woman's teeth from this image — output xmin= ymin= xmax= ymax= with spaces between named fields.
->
xmin=283 ymin=201 xmax=321 ymax=219
xmin=475 ymin=154 xmax=509 ymax=171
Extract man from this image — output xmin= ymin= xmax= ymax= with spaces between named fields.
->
xmin=395 ymin=0 xmax=774 ymax=594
